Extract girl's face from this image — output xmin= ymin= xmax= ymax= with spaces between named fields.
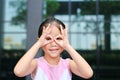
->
xmin=42 ymin=24 xmax=63 ymax=58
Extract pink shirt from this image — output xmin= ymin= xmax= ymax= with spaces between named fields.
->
xmin=32 ymin=57 xmax=72 ymax=80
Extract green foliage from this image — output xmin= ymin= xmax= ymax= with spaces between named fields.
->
xmin=45 ymin=0 xmax=60 ymax=17
xmin=10 ymin=0 xmax=60 ymax=25
xmin=10 ymin=0 xmax=27 ymax=25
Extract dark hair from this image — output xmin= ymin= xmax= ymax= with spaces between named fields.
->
xmin=38 ymin=17 xmax=65 ymax=38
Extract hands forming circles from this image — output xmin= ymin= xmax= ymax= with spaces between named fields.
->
xmin=38 ymin=24 xmax=70 ymax=49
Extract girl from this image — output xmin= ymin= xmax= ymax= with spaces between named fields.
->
xmin=14 ymin=17 xmax=93 ymax=80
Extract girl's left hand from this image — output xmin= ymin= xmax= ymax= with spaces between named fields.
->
xmin=54 ymin=25 xmax=70 ymax=49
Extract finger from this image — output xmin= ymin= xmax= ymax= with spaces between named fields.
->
xmin=54 ymin=38 xmax=60 ymax=45
xmin=60 ymin=25 xmax=64 ymax=35
xmin=54 ymin=35 xmax=63 ymax=40
xmin=45 ymin=35 xmax=53 ymax=41
xmin=64 ymin=26 xmax=68 ymax=37
xmin=45 ymin=38 xmax=54 ymax=45
xmin=43 ymin=24 xmax=51 ymax=35
xmin=43 ymin=26 xmax=46 ymax=33
xmin=46 ymin=24 xmax=51 ymax=31
xmin=54 ymin=38 xmax=63 ymax=48
xmin=46 ymin=24 xmax=52 ymax=34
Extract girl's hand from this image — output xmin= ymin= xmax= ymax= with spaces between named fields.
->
xmin=54 ymin=25 xmax=70 ymax=49
xmin=38 ymin=24 xmax=53 ymax=47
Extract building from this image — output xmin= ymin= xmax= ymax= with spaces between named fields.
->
xmin=0 ymin=0 xmax=120 ymax=80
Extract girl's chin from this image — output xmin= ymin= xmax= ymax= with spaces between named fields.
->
xmin=48 ymin=52 xmax=60 ymax=57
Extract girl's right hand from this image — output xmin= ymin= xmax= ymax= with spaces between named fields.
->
xmin=37 ymin=24 xmax=53 ymax=47
xmin=54 ymin=25 xmax=70 ymax=49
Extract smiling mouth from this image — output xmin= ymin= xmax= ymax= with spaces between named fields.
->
xmin=49 ymin=48 xmax=59 ymax=52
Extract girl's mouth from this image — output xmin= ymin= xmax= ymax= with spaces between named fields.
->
xmin=49 ymin=48 xmax=59 ymax=52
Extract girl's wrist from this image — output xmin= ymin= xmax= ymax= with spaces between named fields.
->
xmin=36 ymin=40 xmax=42 ymax=48
xmin=65 ymin=44 xmax=72 ymax=50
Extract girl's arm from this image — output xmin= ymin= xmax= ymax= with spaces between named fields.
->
xmin=65 ymin=45 xmax=93 ymax=79
xmin=55 ymin=25 xmax=93 ymax=79
xmin=14 ymin=25 xmax=52 ymax=77
xmin=14 ymin=41 xmax=41 ymax=77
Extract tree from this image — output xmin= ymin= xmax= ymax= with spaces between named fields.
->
xmin=10 ymin=0 xmax=60 ymax=25
xmin=9 ymin=0 xmax=27 ymax=25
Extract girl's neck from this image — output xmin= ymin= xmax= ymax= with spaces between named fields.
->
xmin=44 ymin=55 xmax=60 ymax=66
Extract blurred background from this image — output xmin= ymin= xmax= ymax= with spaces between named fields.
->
xmin=0 ymin=0 xmax=120 ymax=80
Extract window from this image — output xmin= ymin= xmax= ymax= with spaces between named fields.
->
xmin=43 ymin=0 xmax=120 ymax=50
xmin=3 ymin=0 xmax=27 ymax=50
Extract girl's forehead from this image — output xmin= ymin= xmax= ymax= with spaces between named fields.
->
xmin=50 ymin=26 xmax=61 ymax=37
xmin=50 ymin=21 xmax=60 ymax=27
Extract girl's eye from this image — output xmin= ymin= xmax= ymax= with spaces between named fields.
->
xmin=46 ymin=37 xmax=52 ymax=40
xmin=56 ymin=37 xmax=62 ymax=40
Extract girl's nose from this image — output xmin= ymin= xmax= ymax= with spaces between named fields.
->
xmin=51 ymin=40 xmax=57 ymax=47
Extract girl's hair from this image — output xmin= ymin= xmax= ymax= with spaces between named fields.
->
xmin=38 ymin=17 xmax=65 ymax=38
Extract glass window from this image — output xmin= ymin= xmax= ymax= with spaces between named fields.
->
xmin=3 ymin=33 xmax=26 ymax=49
xmin=43 ymin=0 xmax=99 ymax=50
xmin=42 ymin=0 xmax=120 ymax=50
xmin=3 ymin=0 xmax=27 ymax=50
xmin=111 ymin=15 xmax=120 ymax=50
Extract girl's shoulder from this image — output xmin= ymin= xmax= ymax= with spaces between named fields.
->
xmin=35 ymin=57 xmax=45 ymax=64
xmin=61 ymin=57 xmax=70 ymax=62
xmin=60 ymin=57 xmax=71 ymax=67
